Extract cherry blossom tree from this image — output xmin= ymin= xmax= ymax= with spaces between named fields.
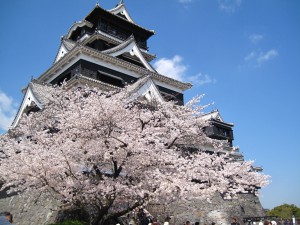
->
xmin=0 ymin=85 xmax=269 ymax=225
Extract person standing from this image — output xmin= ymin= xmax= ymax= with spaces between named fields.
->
xmin=0 ymin=212 xmax=14 ymax=224
xmin=152 ymin=217 xmax=160 ymax=225
xmin=231 ymin=218 xmax=240 ymax=225
xmin=163 ymin=216 xmax=171 ymax=225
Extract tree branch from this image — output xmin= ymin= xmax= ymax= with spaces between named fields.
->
xmin=105 ymin=201 xmax=141 ymax=223
xmin=167 ymin=137 xmax=178 ymax=149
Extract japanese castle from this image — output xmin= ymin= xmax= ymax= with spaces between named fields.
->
xmin=11 ymin=1 xmax=239 ymax=157
xmin=5 ymin=1 xmax=265 ymax=224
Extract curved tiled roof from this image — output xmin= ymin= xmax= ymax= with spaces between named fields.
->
xmin=84 ymin=4 xmax=154 ymax=36
xmin=200 ymin=110 xmax=234 ymax=127
xmin=69 ymin=74 xmax=121 ymax=92
xmin=28 ymin=81 xmax=56 ymax=106
xmin=66 ymin=20 xmax=93 ymax=39
xmin=101 ymin=35 xmax=156 ymax=72
xmin=53 ymin=39 xmax=77 ymax=64
xmin=82 ymin=32 xmax=156 ymax=62
xmin=38 ymin=44 xmax=192 ymax=91
xmin=127 ymin=75 xmax=151 ymax=93
xmin=10 ymin=80 xmax=56 ymax=128
xmin=101 ymin=35 xmax=135 ymax=54
xmin=126 ymin=75 xmax=164 ymax=104
xmin=63 ymin=39 xmax=76 ymax=51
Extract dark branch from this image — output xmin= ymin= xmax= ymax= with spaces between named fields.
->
xmin=167 ymin=137 xmax=178 ymax=149
xmin=113 ymin=160 xmax=122 ymax=178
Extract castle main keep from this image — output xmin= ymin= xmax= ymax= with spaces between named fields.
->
xmin=0 ymin=1 xmax=266 ymax=224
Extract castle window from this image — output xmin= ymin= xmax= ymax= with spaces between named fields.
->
xmin=96 ymin=71 xmax=124 ymax=87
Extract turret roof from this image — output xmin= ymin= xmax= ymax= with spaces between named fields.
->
xmin=200 ymin=110 xmax=234 ymax=127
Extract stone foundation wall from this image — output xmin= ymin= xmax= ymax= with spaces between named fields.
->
xmin=0 ymin=189 xmax=59 ymax=225
xmin=147 ymin=193 xmax=265 ymax=225
xmin=0 ymin=190 xmax=265 ymax=225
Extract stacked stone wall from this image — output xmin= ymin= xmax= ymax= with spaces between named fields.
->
xmin=147 ymin=193 xmax=265 ymax=225
xmin=0 ymin=189 xmax=59 ymax=225
xmin=0 ymin=190 xmax=265 ymax=225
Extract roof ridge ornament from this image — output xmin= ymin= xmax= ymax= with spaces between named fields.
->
xmin=116 ymin=0 xmax=124 ymax=7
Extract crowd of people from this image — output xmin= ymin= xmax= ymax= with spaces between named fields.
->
xmin=177 ymin=219 xmax=236 ymax=225
xmin=249 ymin=219 xmax=294 ymax=225
xmin=126 ymin=216 xmax=284 ymax=225
xmin=123 ymin=212 xmax=240 ymax=225
xmin=0 ymin=211 xmax=295 ymax=225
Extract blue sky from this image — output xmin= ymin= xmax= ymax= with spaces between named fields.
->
xmin=0 ymin=0 xmax=299 ymax=210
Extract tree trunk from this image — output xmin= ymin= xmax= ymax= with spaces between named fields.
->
xmin=91 ymin=203 xmax=142 ymax=225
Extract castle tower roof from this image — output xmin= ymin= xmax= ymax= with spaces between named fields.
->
xmin=109 ymin=0 xmax=135 ymax=24
xmin=81 ymin=3 xmax=155 ymax=39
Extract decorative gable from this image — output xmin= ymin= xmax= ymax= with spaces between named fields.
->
xmin=54 ymin=39 xmax=76 ymax=63
xmin=102 ymin=36 xmax=156 ymax=72
xmin=108 ymin=1 xmax=135 ymax=23
xmin=54 ymin=43 xmax=68 ymax=63
xmin=11 ymin=81 xmax=55 ymax=128
xmin=128 ymin=76 xmax=164 ymax=104
xmin=200 ymin=110 xmax=225 ymax=123
xmin=11 ymin=87 xmax=41 ymax=128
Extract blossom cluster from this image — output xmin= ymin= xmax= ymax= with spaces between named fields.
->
xmin=0 ymin=85 xmax=269 ymax=223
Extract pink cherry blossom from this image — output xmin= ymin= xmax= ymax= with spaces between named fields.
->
xmin=0 ymin=85 xmax=269 ymax=225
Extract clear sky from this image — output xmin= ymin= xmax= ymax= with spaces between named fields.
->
xmin=0 ymin=0 xmax=299 ymax=210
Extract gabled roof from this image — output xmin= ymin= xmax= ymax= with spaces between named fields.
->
xmin=127 ymin=75 xmax=164 ymax=104
xmin=101 ymin=35 xmax=156 ymax=72
xmin=53 ymin=39 xmax=76 ymax=63
xmin=55 ymin=32 xmax=156 ymax=64
xmin=108 ymin=1 xmax=135 ymax=23
xmin=201 ymin=110 xmax=224 ymax=122
xmin=11 ymin=76 xmax=163 ymax=128
xmin=200 ymin=110 xmax=234 ymax=127
xmin=81 ymin=31 xmax=156 ymax=62
xmin=11 ymin=81 xmax=55 ymax=128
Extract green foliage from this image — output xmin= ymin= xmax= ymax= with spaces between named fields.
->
xmin=266 ymin=204 xmax=300 ymax=219
xmin=49 ymin=220 xmax=88 ymax=225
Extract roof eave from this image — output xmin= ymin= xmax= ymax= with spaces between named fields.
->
xmin=84 ymin=4 xmax=154 ymax=38
xmin=38 ymin=44 xmax=192 ymax=91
